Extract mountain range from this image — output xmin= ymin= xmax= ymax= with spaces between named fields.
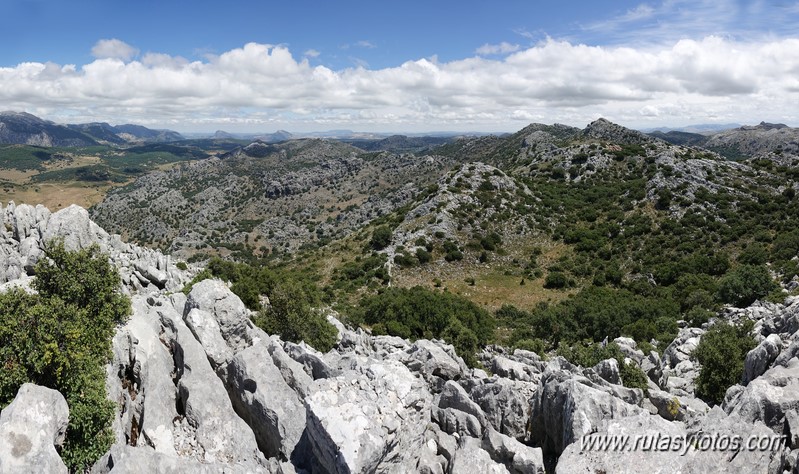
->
xmin=0 ymin=111 xmax=184 ymax=147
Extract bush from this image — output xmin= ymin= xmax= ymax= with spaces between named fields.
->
xmin=556 ymin=341 xmax=649 ymax=391
xmin=544 ymin=271 xmax=568 ymax=289
xmin=718 ymin=264 xmax=777 ymax=307
xmin=353 ymin=286 xmax=494 ymax=366
xmin=693 ymin=321 xmax=756 ymax=404
xmin=254 ymin=279 xmax=337 ymax=352
xmin=370 ymin=225 xmax=393 ymax=250
xmin=0 ymin=242 xmax=130 ymax=470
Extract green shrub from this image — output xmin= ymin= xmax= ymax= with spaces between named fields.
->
xmin=353 ymin=286 xmax=494 ymax=366
xmin=253 ymin=279 xmax=337 ymax=352
xmin=544 ymin=271 xmax=568 ymax=289
xmin=0 ymin=242 xmax=130 ymax=471
xmin=370 ymin=225 xmax=393 ymax=250
xmin=556 ymin=341 xmax=649 ymax=391
xmin=693 ymin=321 xmax=756 ymax=404
xmin=718 ymin=264 xmax=777 ymax=307
xmin=416 ymin=248 xmax=432 ymax=264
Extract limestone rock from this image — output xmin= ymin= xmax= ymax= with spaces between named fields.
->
xmin=470 ymin=377 xmax=537 ymax=439
xmin=226 ymin=341 xmax=305 ymax=460
xmin=593 ymin=358 xmax=621 ymax=385
xmin=449 ymin=437 xmax=510 ymax=474
xmin=0 ymin=384 xmax=69 ymax=473
xmin=404 ymin=339 xmax=465 ymax=389
xmin=529 ymin=366 xmax=646 ymax=455
xmin=725 ymin=357 xmax=799 ymax=431
xmin=172 ymin=303 xmax=264 ymax=465
xmin=742 ymin=333 xmax=782 ymax=385
xmin=482 ymin=428 xmax=545 ymax=474
xmin=304 ymin=359 xmax=432 ymax=474
xmin=91 ymin=444 xmax=277 ymax=474
xmin=184 ymin=279 xmax=253 ymax=352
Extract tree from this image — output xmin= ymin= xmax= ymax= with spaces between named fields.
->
xmin=717 ymin=264 xmax=777 ymax=307
xmin=254 ymin=279 xmax=337 ymax=352
xmin=0 ymin=241 xmax=130 ymax=470
xmin=693 ymin=321 xmax=756 ymax=404
xmin=369 ymin=225 xmax=393 ymax=250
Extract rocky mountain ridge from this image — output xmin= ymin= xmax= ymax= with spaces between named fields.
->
xmin=0 ymin=111 xmax=184 ymax=147
xmin=90 ymin=139 xmax=459 ymax=257
xmin=2 ymin=205 xmax=799 ymax=473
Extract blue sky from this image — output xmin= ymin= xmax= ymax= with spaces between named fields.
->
xmin=2 ymin=0 xmax=799 ymax=132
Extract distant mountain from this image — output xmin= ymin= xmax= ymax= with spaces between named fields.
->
xmin=641 ymin=123 xmax=741 ymax=134
xmin=213 ymin=130 xmax=236 ymax=139
xmin=65 ymin=122 xmax=128 ymax=145
xmin=0 ymin=111 xmax=98 ymax=147
xmin=702 ymin=121 xmax=799 ymax=160
xmin=647 ymin=130 xmax=709 ymax=147
xmin=0 ymin=111 xmax=184 ymax=147
xmin=254 ymin=130 xmax=293 ymax=143
xmin=342 ymin=135 xmax=455 ymax=153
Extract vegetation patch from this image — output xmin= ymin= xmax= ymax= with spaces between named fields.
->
xmin=0 ymin=242 xmax=131 ymax=470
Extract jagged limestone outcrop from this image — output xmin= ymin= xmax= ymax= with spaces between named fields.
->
xmin=4 ymin=204 xmax=799 ymax=473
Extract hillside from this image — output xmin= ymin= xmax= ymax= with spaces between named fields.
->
xmin=0 ymin=111 xmax=184 ymax=147
xmin=1 ymin=202 xmax=799 ymax=473
xmin=90 ymin=138 xmax=463 ymax=258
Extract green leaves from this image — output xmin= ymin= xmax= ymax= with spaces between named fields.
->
xmin=718 ymin=264 xmax=777 ymax=308
xmin=0 ymin=241 xmax=130 ymax=470
xmin=353 ymin=286 xmax=494 ymax=367
xmin=693 ymin=321 xmax=756 ymax=405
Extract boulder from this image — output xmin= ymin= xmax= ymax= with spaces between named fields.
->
xmin=785 ymin=409 xmax=799 ymax=450
xmin=490 ymin=355 xmax=539 ymax=382
xmin=116 ymin=296 xmax=178 ymax=454
xmin=470 ymin=378 xmax=537 ymax=439
xmin=640 ymin=350 xmax=667 ymax=389
xmin=725 ymin=357 xmax=799 ymax=431
xmin=304 ymin=359 xmax=432 ymax=474
xmin=184 ymin=279 xmax=252 ymax=352
xmin=0 ymin=384 xmax=69 ymax=473
xmin=556 ymin=414 xmax=687 ymax=474
xmin=266 ymin=338 xmax=314 ymax=398
xmin=613 ymin=337 xmax=645 ymax=364
xmin=404 ymin=339 xmax=465 ymax=389
xmin=183 ymin=308 xmax=234 ymax=372
xmin=482 ymin=428 xmax=545 ymax=474
xmin=742 ymin=334 xmax=782 ymax=385
xmin=43 ymin=204 xmax=108 ymax=251
xmin=284 ymin=341 xmax=339 ymax=379
xmin=529 ymin=367 xmax=646 ymax=455
xmin=226 ymin=341 xmax=305 ymax=461
xmin=662 ymin=328 xmax=704 ymax=368
xmin=91 ymin=444 xmax=277 ymax=474
xmin=172 ymin=304 xmax=264 ymax=465
xmin=449 ymin=437 xmax=510 ymax=474
xmin=593 ymin=358 xmax=621 ymax=385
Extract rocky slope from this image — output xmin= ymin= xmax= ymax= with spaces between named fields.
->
xmin=90 ymin=139 xmax=460 ymax=257
xmin=2 ymin=204 xmax=799 ymax=473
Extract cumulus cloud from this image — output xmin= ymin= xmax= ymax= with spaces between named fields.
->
xmin=2 ymin=37 xmax=798 ymax=131
xmin=475 ymin=42 xmax=521 ymax=55
xmin=304 ymin=49 xmax=320 ymax=58
xmin=90 ymin=39 xmax=139 ymax=61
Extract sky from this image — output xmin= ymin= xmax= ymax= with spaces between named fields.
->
xmin=2 ymin=0 xmax=799 ymax=133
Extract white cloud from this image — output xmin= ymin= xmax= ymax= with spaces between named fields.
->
xmin=2 ymin=37 xmax=799 ymax=131
xmin=355 ymin=40 xmax=376 ymax=49
xmin=90 ymin=39 xmax=139 ymax=61
xmin=304 ymin=49 xmax=320 ymax=58
xmin=475 ymin=42 xmax=521 ymax=55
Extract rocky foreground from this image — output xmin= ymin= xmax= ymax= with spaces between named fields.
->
xmin=2 ymin=203 xmax=799 ymax=473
